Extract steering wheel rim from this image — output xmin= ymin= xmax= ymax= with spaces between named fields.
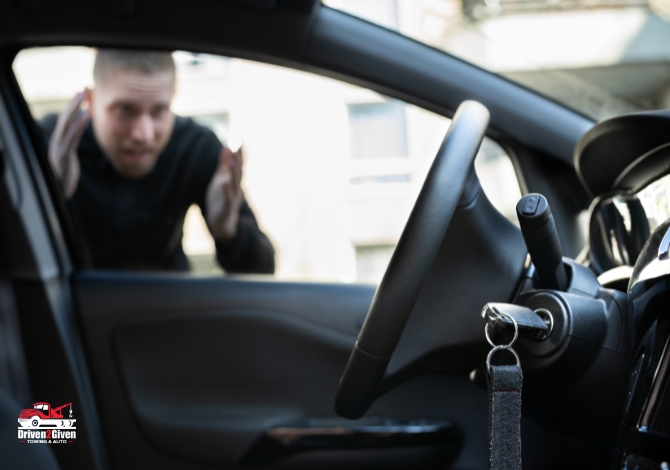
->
xmin=334 ymin=100 xmax=490 ymax=419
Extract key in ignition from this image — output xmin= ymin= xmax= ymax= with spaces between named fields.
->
xmin=482 ymin=303 xmax=552 ymax=341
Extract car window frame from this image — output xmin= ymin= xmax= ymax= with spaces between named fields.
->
xmin=6 ymin=44 xmax=525 ymax=278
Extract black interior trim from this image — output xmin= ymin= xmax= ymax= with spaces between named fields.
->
xmin=229 ymin=0 xmax=318 ymax=12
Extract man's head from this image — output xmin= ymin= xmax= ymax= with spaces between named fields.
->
xmin=87 ymin=49 xmax=176 ymax=178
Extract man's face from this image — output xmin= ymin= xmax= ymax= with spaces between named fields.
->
xmin=87 ymin=69 xmax=175 ymax=178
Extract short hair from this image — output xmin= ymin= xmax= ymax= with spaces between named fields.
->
xmin=93 ymin=49 xmax=176 ymax=87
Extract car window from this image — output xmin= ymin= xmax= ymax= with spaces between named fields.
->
xmin=13 ymin=47 xmax=521 ymax=284
xmin=325 ymin=0 xmax=670 ymax=121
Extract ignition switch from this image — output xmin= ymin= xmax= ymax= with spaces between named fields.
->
xmin=482 ymin=303 xmax=553 ymax=341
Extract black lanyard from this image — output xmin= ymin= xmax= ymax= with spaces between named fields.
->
xmin=485 ymin=310 xmax=523 ymax=470
xmin=487 ymin=361 xmax=523 ymax=470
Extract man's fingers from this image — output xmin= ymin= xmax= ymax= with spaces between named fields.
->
xmin=223 ymin=176 xmax=235 ymax=209
xmin=55 ymin=90 xmax=88 ymax=137
xmin=67 ymin=110 xmax=91 ymax=155
xmin=208 ymin=146 xmax=244 ymax=240
xmin=231 ymin=158 xmax=242 ymax=194
xmin=57 ymin=110 xmax=88 ymax=185
xmin=215 ymin=146 xmax=243 ymax=213
xmin=232 ymin=146 xmax=243 ymax=170
xmin=51 ymin=90 xmax=88 ymax=161
xmin=60 ymin=109 xmax=87 ymax=200
xmin=229 ymin=147 xmax=243 ymax=191
xmin=62 ymin=110 xmax=90 ymax=154
xmin=217 ymin=146 xmax=242 ymax=193
xmin=64 ymin=91 xmax=88 ymax=129
xmin=218 ymin=146 xmax=233 ymax=173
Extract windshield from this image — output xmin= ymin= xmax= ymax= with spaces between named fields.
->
xmin=324 ymin=0 xmax=670 ymax=121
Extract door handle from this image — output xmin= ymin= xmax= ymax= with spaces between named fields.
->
xmin=239 ymin=417 xmax=462 ymax=466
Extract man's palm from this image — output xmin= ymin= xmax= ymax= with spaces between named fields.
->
xmin=48 ymin=90 xmax=90 ymax=199
xmin=206 ymin=146 xmax=244 ymax=240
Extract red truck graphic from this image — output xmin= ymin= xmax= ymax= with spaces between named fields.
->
xmin=18 ymin=402 xmax=75 ymax=428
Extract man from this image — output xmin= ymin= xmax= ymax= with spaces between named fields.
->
xmin=42 ymin=49 xmax=275 ymax=273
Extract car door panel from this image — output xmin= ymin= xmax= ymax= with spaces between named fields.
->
xmin=73 ymin=272 xmax=487 ymax=469
xmin=115 ymin=307 xmax=356 ymax=466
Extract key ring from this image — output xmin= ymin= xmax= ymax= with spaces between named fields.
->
xmin=487 ymin=345 xmax=521 ymax=375
xmin=484 ymin=311 xmax=519 ymax=349
xmin=484 ymin=310 xmax=521 ymax=375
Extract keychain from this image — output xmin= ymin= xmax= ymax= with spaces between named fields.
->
xmin=485 ymin=310 xmax=523 ymax=470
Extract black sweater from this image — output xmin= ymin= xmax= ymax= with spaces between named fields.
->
xmin=41 ymin=114 xmax=275 ymax=273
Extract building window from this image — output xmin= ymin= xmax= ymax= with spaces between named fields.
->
xmin=355 ymin=244 xmax=396 ymax=284
xmin=337 ymin=0 xmax=399 ymax=30
xmin=349 ymin=174 xmax=410 ymax=185
xmin=348 ymin=101 xmax=408 ymax=159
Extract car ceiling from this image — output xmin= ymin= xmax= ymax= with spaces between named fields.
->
xmin=0 ymin=0 xmax=593 ymax=166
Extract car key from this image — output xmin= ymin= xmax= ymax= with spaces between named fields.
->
xmin=482 ymin=303 xmax=552 ymax=341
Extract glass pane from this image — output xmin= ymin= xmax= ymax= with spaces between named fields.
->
xmin=14 ymin=46 xmax=522 ymax=283
xmin=355 ymin=244 xmax=396 ymax=284
xmin=325 ymin=0 xmax=670 ymax=120
xmin=349 ymin=101 xmax=408 ymax=159
xmin=638 ymin=174 xmax=670 ymax=232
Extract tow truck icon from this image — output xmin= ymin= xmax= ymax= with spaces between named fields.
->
xmin=17 ymin=402 xmax=76 ymax=429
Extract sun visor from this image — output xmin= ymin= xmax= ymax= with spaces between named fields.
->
xmin=574 ymin=110 xmax=670 ymax=198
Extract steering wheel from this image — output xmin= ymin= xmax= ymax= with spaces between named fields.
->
xmin=334 ymin=100 xmax=491 ymax=419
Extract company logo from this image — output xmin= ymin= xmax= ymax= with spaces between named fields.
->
xmin=17 ymin=402 xmax=76 ymax=444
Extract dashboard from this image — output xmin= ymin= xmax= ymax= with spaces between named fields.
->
xmin=575 ymin=110 xmax=670 ymax=467
xmin=616 ymin=220 xmax=670 ymax=468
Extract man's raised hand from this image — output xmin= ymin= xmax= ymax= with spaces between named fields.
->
xmin=48 ymin=90 xmax=90 ymax=199
xmin=205 ymin=146 xmax=244 ymax=241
